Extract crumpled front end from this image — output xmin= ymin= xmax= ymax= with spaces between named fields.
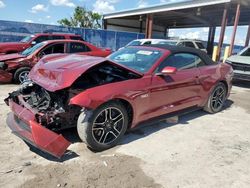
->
xmin=4 ymin=82 xmax=73 ymax=158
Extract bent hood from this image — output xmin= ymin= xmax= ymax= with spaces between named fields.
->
xmin=0 ymin=53 xmax=26 ymax=62
xmin=29 ymin=54 xmax=143 ymax=92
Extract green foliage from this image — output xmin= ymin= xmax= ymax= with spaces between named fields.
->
xmin=58 ymin=6 xmax=102 ymax=29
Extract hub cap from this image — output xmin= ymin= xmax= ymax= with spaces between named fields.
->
xmin=92 ymin=107 xmax=124 ymax=144
xmin=19 ymin=71 xmax=29 ymax=83
xmin=211 ymin=85 xmax=226 ymax=111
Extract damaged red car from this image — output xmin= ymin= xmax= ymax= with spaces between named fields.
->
xmin=5 ymin=45 xmax=233 ymax=158
xmin=0 ymin=39 xmax=111 ymax=83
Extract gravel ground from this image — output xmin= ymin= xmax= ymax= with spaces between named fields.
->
xmin=0 ymin=81 xmax=249 ymax=188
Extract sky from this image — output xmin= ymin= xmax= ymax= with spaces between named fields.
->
xmin=0 ymin=0 xmax=248 ymax=45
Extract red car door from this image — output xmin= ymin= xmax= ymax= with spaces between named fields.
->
xmin=142 ymin=53 xmax=204 ymax=120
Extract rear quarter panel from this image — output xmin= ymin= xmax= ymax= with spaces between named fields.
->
xmin=198 ymin=63 xmax=233 ymax=106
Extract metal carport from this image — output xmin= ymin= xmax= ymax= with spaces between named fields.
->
xmin=103 ymin=0 xmax=250 ymax=60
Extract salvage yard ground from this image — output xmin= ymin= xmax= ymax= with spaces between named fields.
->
xmin=0 ymin=82 xmax=250 ymax=188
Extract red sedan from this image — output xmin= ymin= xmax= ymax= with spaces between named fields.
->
xmin=5 ymin=45 xmax=233 ymax=158
xmin=0 ymin=39 xmax=111 ymax=83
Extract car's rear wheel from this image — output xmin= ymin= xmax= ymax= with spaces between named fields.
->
xmin=77 ymin=101 xmax=128 ymax=151
xmin=14 ymin=67 xmax=30 ymax=84
xmin=204 ymin=82 xmax=227 ymax=113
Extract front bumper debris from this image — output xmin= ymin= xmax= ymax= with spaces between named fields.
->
xmin=6 ymin=99 xmax=71 ymax=158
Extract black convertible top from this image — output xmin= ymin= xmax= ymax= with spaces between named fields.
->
xmin=143 ymin=44 xmax=216 ymax=65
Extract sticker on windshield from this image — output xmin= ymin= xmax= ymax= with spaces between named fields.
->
xmin=137 ymin=50 xmax=153 ymax=55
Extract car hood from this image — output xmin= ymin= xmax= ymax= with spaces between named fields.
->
xmin=227 ymin=55 xmax=250 ymax=65
xmin=0 ymin=42 xmax=27 ymax=48
xmin=29 ymin=54 xmax=143 ymax=92
xmin=0 ymin=53 xmax=26 ymax=62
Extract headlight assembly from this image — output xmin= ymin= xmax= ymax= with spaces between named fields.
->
xmin=0 ymin=62 xmax=7 ymax=70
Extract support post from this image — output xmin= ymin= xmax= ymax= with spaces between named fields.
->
xmin=145 ymin=14 xmax=153 ymax=39
xmin=139 ymin=16 xmax=143 ymax=33
xmin=164 ymin=27 xmax=169 ymax=38
xmin=207 ymin=26 xmax=216 ymax=56
xmin=245 ymin=22 xmax=250 ymax=47
xmin=217 ymin=5 xmax=228 ymax=61
xmin=229 ymin=3 xmax=241 ymax=55
xmin=103 ymin=19 xmax=107 ymax=30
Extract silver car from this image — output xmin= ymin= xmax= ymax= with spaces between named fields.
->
xmin=226 ymin=46 xmax=250 ymax=81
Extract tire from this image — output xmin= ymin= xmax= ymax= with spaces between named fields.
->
xmin=77 ymin=101 xmax=128 ymax=151
xmin=203 ymin=82 xmax=227 ymax=114
xmin=13 ymin=67 xmax=31 ymax=84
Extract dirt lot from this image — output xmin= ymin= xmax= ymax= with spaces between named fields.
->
xmin=0 ymin=81 xmax=250 ymax=188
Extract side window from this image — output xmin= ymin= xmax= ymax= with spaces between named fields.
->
xmin=177 ymin=42 xmax=185 ymax=46
xmin=157 ymin=53 xmax=204 ymax=72
xmin=143 ymin=41 xmax=152 ymax=45
xmin=241 ymin=48 xmax=250 ymax=56
xmin=39 ymin=43 xmax=65 ymax=57
xmin=70 ymin=36 xmax=84 ymax=41
xmin=69 ymin=42 xmax=91 ymax=53
xmin=34 ymin=36 xmax=50 ymax=43
xmin=51 ymin=43 xmax=65 ymax=53
xmin=184 ymin=42 xmax=195 ymax=48
xmin=39 ymin=45 xmax=53 ymax=57
xmin=51 ymin=35 xmax=65 ymax=40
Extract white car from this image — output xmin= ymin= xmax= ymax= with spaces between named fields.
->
xmin=125 ymin=39 xmax=207 ymax=53
xmin=176 ymin=40 xmax=207 ymax=53
xmin=226 ymin=46 xmax=250 ymax=81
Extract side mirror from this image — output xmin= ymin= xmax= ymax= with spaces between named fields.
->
xmin=31 ymin=41 xmax=36 ymax=45
xmin=156 ymin=66 xmax=177 ymax=76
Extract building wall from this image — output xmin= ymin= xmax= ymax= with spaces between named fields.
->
xmin=106 ymin=18 xmax=166 ymax=38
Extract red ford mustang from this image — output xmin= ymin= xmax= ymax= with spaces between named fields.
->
xmin=4 ymin=45 xmax=233 ymax=158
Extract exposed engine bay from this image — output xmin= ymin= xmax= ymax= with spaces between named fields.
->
xmin=6 ymin=62 xmax=140 ymax=131
xmin=71 ymin=61 xmax=141 ymax=90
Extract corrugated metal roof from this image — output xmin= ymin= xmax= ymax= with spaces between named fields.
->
xmin=103 ymin=0 xmax=231 ymax=19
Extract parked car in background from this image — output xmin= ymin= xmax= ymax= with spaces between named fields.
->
xmin=0 ymin=33 xmax=84 ymax=55
xmin=4 ymin=45 xmax=233 ymax=158
xmin=125 ymin=39 xmax=207 ymax=53
xmin=0 ymin=40 xmax=111 ymax=83
xmin=226 ymin=46 xmax=250 ymax=81
xmin=176 ymin=39 xmax=207 ymax=53
xmin=125 ymin=39 xmax=177 ymax=46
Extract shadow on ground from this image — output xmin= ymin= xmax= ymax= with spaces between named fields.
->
xmin=233 ymin=80 xmax=250 ymax=88
xmin=25 ymin=140 xmax=79 ymax=162
xmin=26 ymin=99 xmax=234 ymax=161
xmin=122 ymin=99 xmax=233 ymax=145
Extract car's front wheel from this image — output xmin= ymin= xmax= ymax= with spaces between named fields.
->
xmin=204 ymin=82 xmax=227 ymax=113
xmin=77 ymin=101 xmax=128 ymax=151
xmin=14 ymin=67 xmax=31 ymax=84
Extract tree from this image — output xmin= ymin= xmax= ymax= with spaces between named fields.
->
xmin=58 ymin=6 xmax=102 ymax=29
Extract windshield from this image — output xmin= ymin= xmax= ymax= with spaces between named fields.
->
xmin=238 ymin=46 xmax=250 ymax=56
xmin=20 ymin=35 xmax=34 ymax=43
xmin=21 ymin=42 xmax=46 ymax=56
xmin=108 ymin=47 xmax=162 ymax=73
